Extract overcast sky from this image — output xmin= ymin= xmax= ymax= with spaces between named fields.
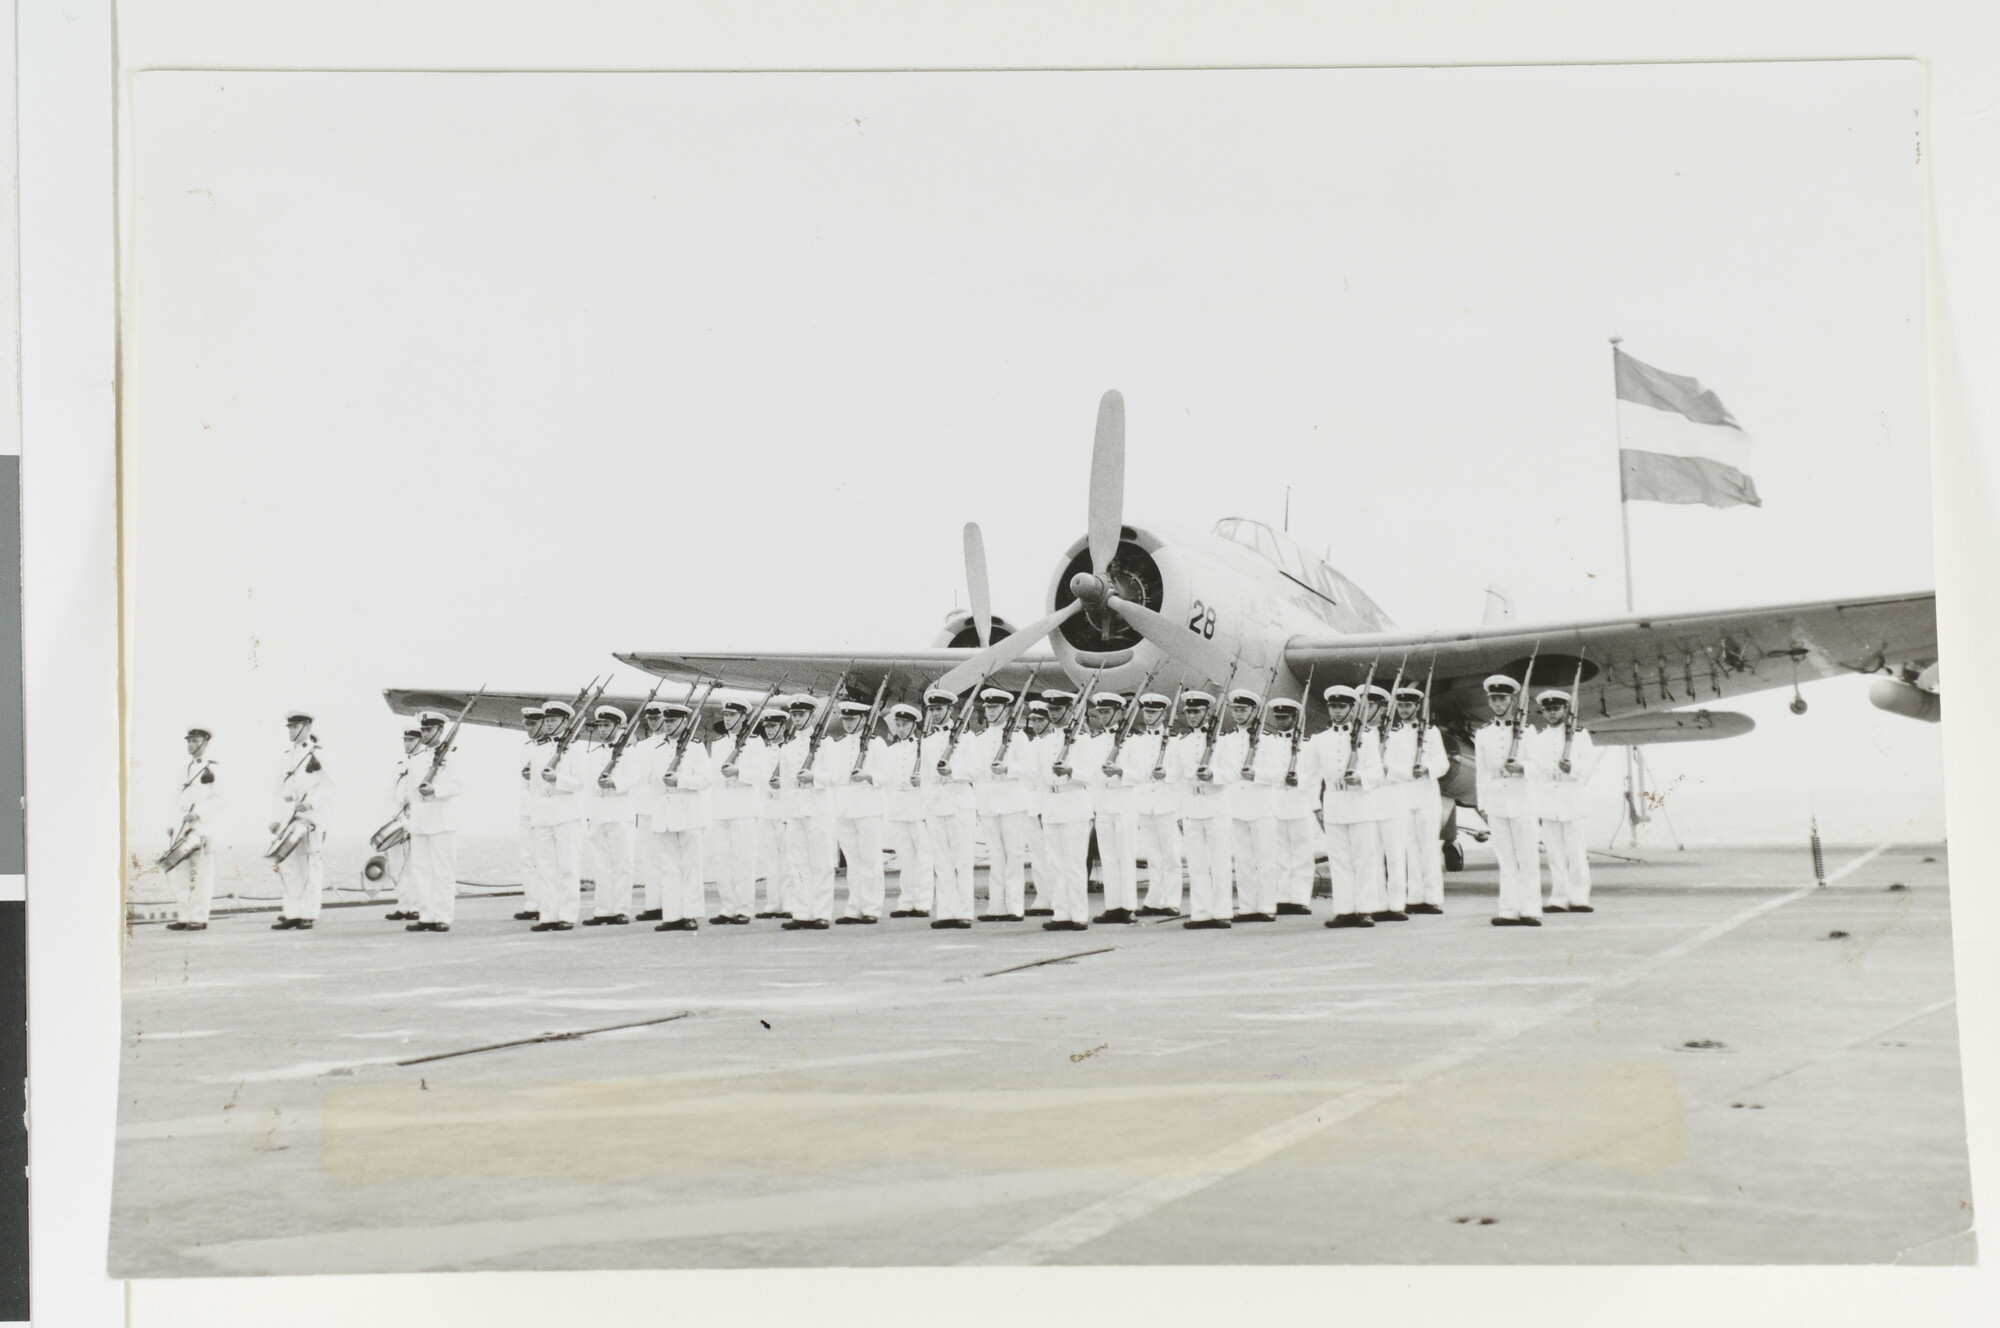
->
xmin=124 ymin=62 xmax=1938 ymax=850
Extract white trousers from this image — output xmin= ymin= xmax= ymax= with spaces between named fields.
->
xmin=1041 ymin=820 xmax=1093 ymax=923
xmin=1406 ymin=795 xmax=1445 ymax=907
xmin=1379 ymin=811 xmax=1412 ymax=911
xmin=1230 ymin=816 xmax=1279 ymax=916
xmin=531 ymin=820 xmax=584 ymax=925
xmin=1023 ymin=815 xmax=1050 ymax=910
xmin=785 ymin=815 xmax=839 ymax=922
xmin=756 ymin=818 xmax=788 ymax=914
xmin=927 ymin=812 xmax=977 ymax=921
xmin=587 ymin=819 xmax=635 ymax=917
xmin=633 ymin=814 xmax=661 ymax=912
xmin=167 ymin=842 xmax=212 ymax=924
xmin=382 ymin=837 xmax=413 ymax=907
xmin=515 ymin=816 xmax=539 ymax=914
xmin=1137 ymin=811 xmax=1184 ymax=911
xmin=979 ymin=811 xmax=1035 ymax=916
xmin=1324 ymin=819 xmax=1383 ymax=917
xmin=1488 ymin=812 xmax=1543 ymax=918
xmin=1095 ymin=810 xmax=1139 ymax=912
xmin=885 ymin=818 xmax=933 ymax=912
xmin=1275 ymin=815 xmax=1317 ymax=905
xmin=711 ymin=816 xmax=760 ymax=918
xmin=1542 ymin=817 xmax=1591 ymax=908
xmin=410 ymin=830 xmax=459 ymax=925
xmin=1183 ymin=816 xmax=1235 ymax=921
xmin=836 ymin=815 xmax=885 ymax=919
xmin=655 ymin=826 xmax=708 ymax=923
xmin=277 ymin=828 xmax=325 ymax=921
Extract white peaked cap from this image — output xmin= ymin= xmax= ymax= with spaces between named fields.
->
xmin=979 ymin=687 xmax=1014 ymax=703
xmin=923 ymin=687 xmax=957 ymax=705
xmin=1484 ymin=674 xmax=1522 ymax=693
xmin=1266 ymin=697 xmax=1302 ymax=714
xmin=887 ymin=703 xmax=921 ymax=721
xmin=1227 ymin=688 xmax=1263 ymax=707
xmin=1537 ymin=689 xmax=1572 ymax=706
xmin=593 ymin=704 xmax=627 ymax=724
xmin=1139 ymin=692 xmax=1172 ymax=706
xmin=1322 ymin=684 xmax=1357 ymax=702
xmin=1181 ymin=690 xmax=1215 ymax=707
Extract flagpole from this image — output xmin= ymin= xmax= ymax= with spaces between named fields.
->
xmin=1612 ymin=335 xmax=1635 ymax=614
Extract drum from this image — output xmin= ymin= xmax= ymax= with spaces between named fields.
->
xmin=370 ymin=820 xmax=410 ymax=854
xmin=362 ymin=853 xmax=390 ymax=883
xmin=266 ymin=817 xmax=312 ymax=865
xmin=158 ymin=831 xmax=201 ymax=872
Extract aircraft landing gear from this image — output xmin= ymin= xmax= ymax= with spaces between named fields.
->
xmin=1443 ymin=839 xmax=1464 ymax=873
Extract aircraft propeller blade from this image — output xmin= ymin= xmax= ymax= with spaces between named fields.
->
xmin=934 ymin=601 xmax=1081 ymax=695
xmin=1103 ymin=594 xmax=1238 ymax=687
xmin=963 ymin=521 xmax=992 ymax=649
xmin=1088 ymin=390 xmax=1126 ymax=578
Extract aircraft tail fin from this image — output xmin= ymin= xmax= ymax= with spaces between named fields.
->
xmin=1482 ymin=584 xmax=1515 ymax=626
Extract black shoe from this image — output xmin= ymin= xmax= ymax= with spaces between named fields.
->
xmin=549 ymin=921 xmax=574 ymax=931
xmin=1275 ymin=903 xmax=1312 ymax=916
xmin=583 ymin=916 xmax=609 ymax=926
xmin=976 ymin=913 xmax=1001 ymax=922
xmin=405 ymin=922 xmax=430 ymax=932
xmin=835 ymin=916 xmax=865 ymax=926
xmin=635 ymin=909 xmax=664 ymax=922
xmin=1518 ymin=916 xmax=1543 ymax=926
xmin=781 ymin=920 xmax=808 ymax=930
xmin=1136 ymin=905 xmax=1170 ymax=916
xmin=1544 ymin=904 xmax=1570 ymax=913
xmin=1026 ymin=907 xmax=1054 ymax=917
xmin=295 ymin=920 xmax=315 ymax=929
xmin=513 ymin=911 xmax=540 ymax=921
xmin=428 ymin=923 xmax=450 ymax=932
xmin=1094 ymin=908 xmax=1135 ymax=924
xmin=1183 ymin=918 xmax=1231 ymax=930
xmin=184 ymin=922 xmax=207 ymax=931
xmin=889 ymin=909 xmax=915 ymax=918
xmin=1568 ymin=905 xmax=1594 ymax=913
xmin=803 ymin=919 xmax=830 ymax=929
xmin=655 ymin=919 xmax=698 ymax=932
xmin=1406 ymin=903 xmax=1443 ymax=915
xmin=1325 ymin=914 xmax=1374 ymax=929
xmin=775 ymin=911 xmax=794 ymax=920
xmin=1491 ymin=916 xmax=1526 ymax=927
xmin=931 ymin=918 xmax=972 ymax=929
xmin=909 ymin=910 xmax=931 ymax=918
xmin=1050 ymin=920 xmax=1089 ymax=931
xmin=165 ymin=922 xmax=188 ymax=931
xmin=711 ymin=915 xmax=735 ymax=925
xmin=1233 ymin=913 xmax=1276 ymax=923
xmin=531 ymin=921 xmax=557 ymax=931
xmin=755 ymin=911 xmax=781 ymax=919
xmin=1371 ymin=910 xmax=1409 ymax=922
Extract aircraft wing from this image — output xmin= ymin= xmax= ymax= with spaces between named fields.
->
xmin=613 ymin=650 xmax=1060 ymax=701
xmin=382 ymin=687 xmax=707 ymax=731
xmin=1281 ymin=591 xmax=1936 ymax=729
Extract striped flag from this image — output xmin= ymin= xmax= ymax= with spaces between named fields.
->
xmin=1615 ymin=349 xmax=1761 ymax=509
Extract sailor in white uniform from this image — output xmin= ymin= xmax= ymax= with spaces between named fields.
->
xmin=404 ymin=709 xmax=465 ymax=932
xmin=1261 ymin=697 xmax=1321 ymax=916
xmin=822 ymin=699 xmax=889 ymax=925
xmin=1036 ymin=696 xmax=1098 ymax=930
xmin=969 ymin=688 xmax=1036 ymax=921
xmin=780 ymin=695 xmax=839 ymax=929
xmin=1023 ymin=690 xmax=1073 ymax=917
xmin=270 ymin=710 xmax=332 ymax=930
xmin=708 ymin=699 xmax=770 ymax=925
xmin=1172 ymin=691 xmax=1238 ymax=929
xmin=881 ymin=703 xmax=935 ymax=918
xmin=1087 ymin=693 xmax=1143 ymax=924
xmin=1225 ymin=688 xmax=1281 ymax=923
xmin=1360 ymin=683 xmax=1412 ymax=923
xmin=581 ymin=705 xmax=637 ymax=926
xmin=1474 ymin=674 xmax=1543 ymax=926
xmin=1310 ymin=685 xmax=1384 ymax=930
xmin=648 ymin=698 xmax=714 ymax=932
xmin=528 ymin=700 xmax=588 ymax=930
xmin=162 ymin=726 xmax=219 ymax=931
xmin=1130 ymin=693 xmax=1184 ymax=917
xmin=1388 ymin=685 xmax=1450 ymax=915
xmin=1528 ymin=688 xmax=1596 ymax=913
xmin=752 ymin=705 xmax=794 ymax=919
xmin=921 ymin=687 xmax=979 ymax=929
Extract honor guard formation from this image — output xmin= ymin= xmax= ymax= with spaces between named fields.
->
xmin=158 ymin=670 xmax=1601 ymax=937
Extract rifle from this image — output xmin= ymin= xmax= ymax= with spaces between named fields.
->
xmin=1380 ymin=657 xmax=1408 ymax=740
xmin=549 ymin=677 xmax=609 ymax=768
xmin=1559 ymin=657 xmax=1586 ymax=768
xmin=1505 ymin=642 xmax=1541 ymax=768
xmin=991 ymin=666 xmax=1043 ymax=770
xmin=1195 ymin=662 xmax=1240 ymax=779
xmin=798 ymin=667 xmax=852 ymax=786
xmin=1342 ymin=657 xmax=1379 ymax=787
xmin=1053 ymin=666 xmax=1103 ymax=781
xmin=602 ymin=674 xmax=669 ymax=783
xmin=1106 ymin=663 xmax=1163 ymax=776
xmin=1414 ymin=658 xmax=1437 ymax=779
xmin=848 ymin=673 xmax=892 ymax=779
xmin=907 ymin=691 xmax=930 ymax=789
xmin=421 ymin=686 xmax=485 ymax=791
xmin=725 ymin=679 xmax=784 ymax=772
xmin=666 ymin=678 xmax=719 ymax=781
xmin=1149 ymin=683 xmax=1185 ymax=783
xmin=938 ymin=669 xmax=992 ymax=777
xmin=1284 ymin=665 xmax=1314 ymax=788
xmin=1238 ymin=689 xmax=1266 ymax=782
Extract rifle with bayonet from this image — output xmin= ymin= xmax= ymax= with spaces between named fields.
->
xmin=1105 ymin=663 xmax=1162 ymax=779
xmin=1195 ymin=662 xmax=1240 ymax=780
xmin=1504 ymin=642 xmax=1541 ymax=772
xmin=797 ymin=667 xmax=852 ymax=786
xmin=937 ymin=671 xmax=990 ymax=779
xmin=664 ymin=678 xmax=719 ymax=782
xmin=724 ymin=680 xmax=784 ymax=776
xmin=991 ymin=666 xmax=1043 ymax=772
xmin=1559 ymin=657 xmax=1586 ymax=772
xmin=848 ymin=674 xmax=892 ymax=780
xmin=419 ymin=686 xmax=485 ymax=794
xmin=1413 ymin=658 xmax=1436 ymax=779
xmin=1052 ymin=666 xmax=1102 ymax=784
xmin=1149 ymin=683 xmax=1185 ymax=784
xmin=1284 ymin=665 xmax=1314 ymax=788
xmin=1341 ymin=657 xmax=1378 ymax=789
xmin=602 ymin=675 xmax=669 ymax=785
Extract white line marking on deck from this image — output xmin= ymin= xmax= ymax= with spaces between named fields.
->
xmin=961 ymin=842 xmax=1893 ymax=1266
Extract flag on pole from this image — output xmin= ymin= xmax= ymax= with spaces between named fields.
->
xmin=1615 ymin=349 xmax=1761 ymax=508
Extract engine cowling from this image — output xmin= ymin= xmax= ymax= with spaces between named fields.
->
xmin=933 ymin=610 xmax=1017 ymax=650
xmin=1868 ymin=677 xmax=1941 ymax=723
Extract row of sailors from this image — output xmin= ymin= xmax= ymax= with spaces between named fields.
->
xmin=443 ymin=673 xmax=1592 ymax=935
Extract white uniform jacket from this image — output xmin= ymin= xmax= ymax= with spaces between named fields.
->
xmin=529 ymin=739 xmax=589 ymax=827
xmin=1307 ymin=726 xmax=1382 ymax=826
xmin=967 ymin=725 xmax=1037 ymax=817
xmin=922 ymin=728 xmax=978 ymax=817
xmin=407 ymin=741 xmax=465 ymax=834
xmin=710 ymin=730 xmax=773 ymax=821
xmin=1172 ymin=728 xmax=1239 ymax=820
xmin=650 ymin=734 xmax=714 ymax=832
xmin=1123 ymin=727 xmax=1182 ymax=816
xmin=1473 ymin=720 xmax=1538 ymax=819
xmin=177 ymin=753 xmax=219 ymax=829
xmin=781 ymin=732 xmax=835 ymax=819
xmin=1228 ymin=728 xmax=1281 ymax=821
xmin=1526 ymin=723 xmax=1594 ymax=821
xmin=1088 ymin=726 xmax=1143 ymax=813
xmin=817 ymin=731 xmax=888 ymax=819
xmin=276 ymin=738 xmax=332 ymax=826
xmin=1266 ymin=731 xmax=1320 ymax=820
xmin=1038 ymin=730 xmax=1097 ymax=826
xmin=1382 ymin=724 xmax=1447 ymax=813
xmin=882 ymin=736 xmax=930 ymax=823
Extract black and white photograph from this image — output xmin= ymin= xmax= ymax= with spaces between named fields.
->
xmin=110 ymin=60 xmax=1965 ymax=1276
